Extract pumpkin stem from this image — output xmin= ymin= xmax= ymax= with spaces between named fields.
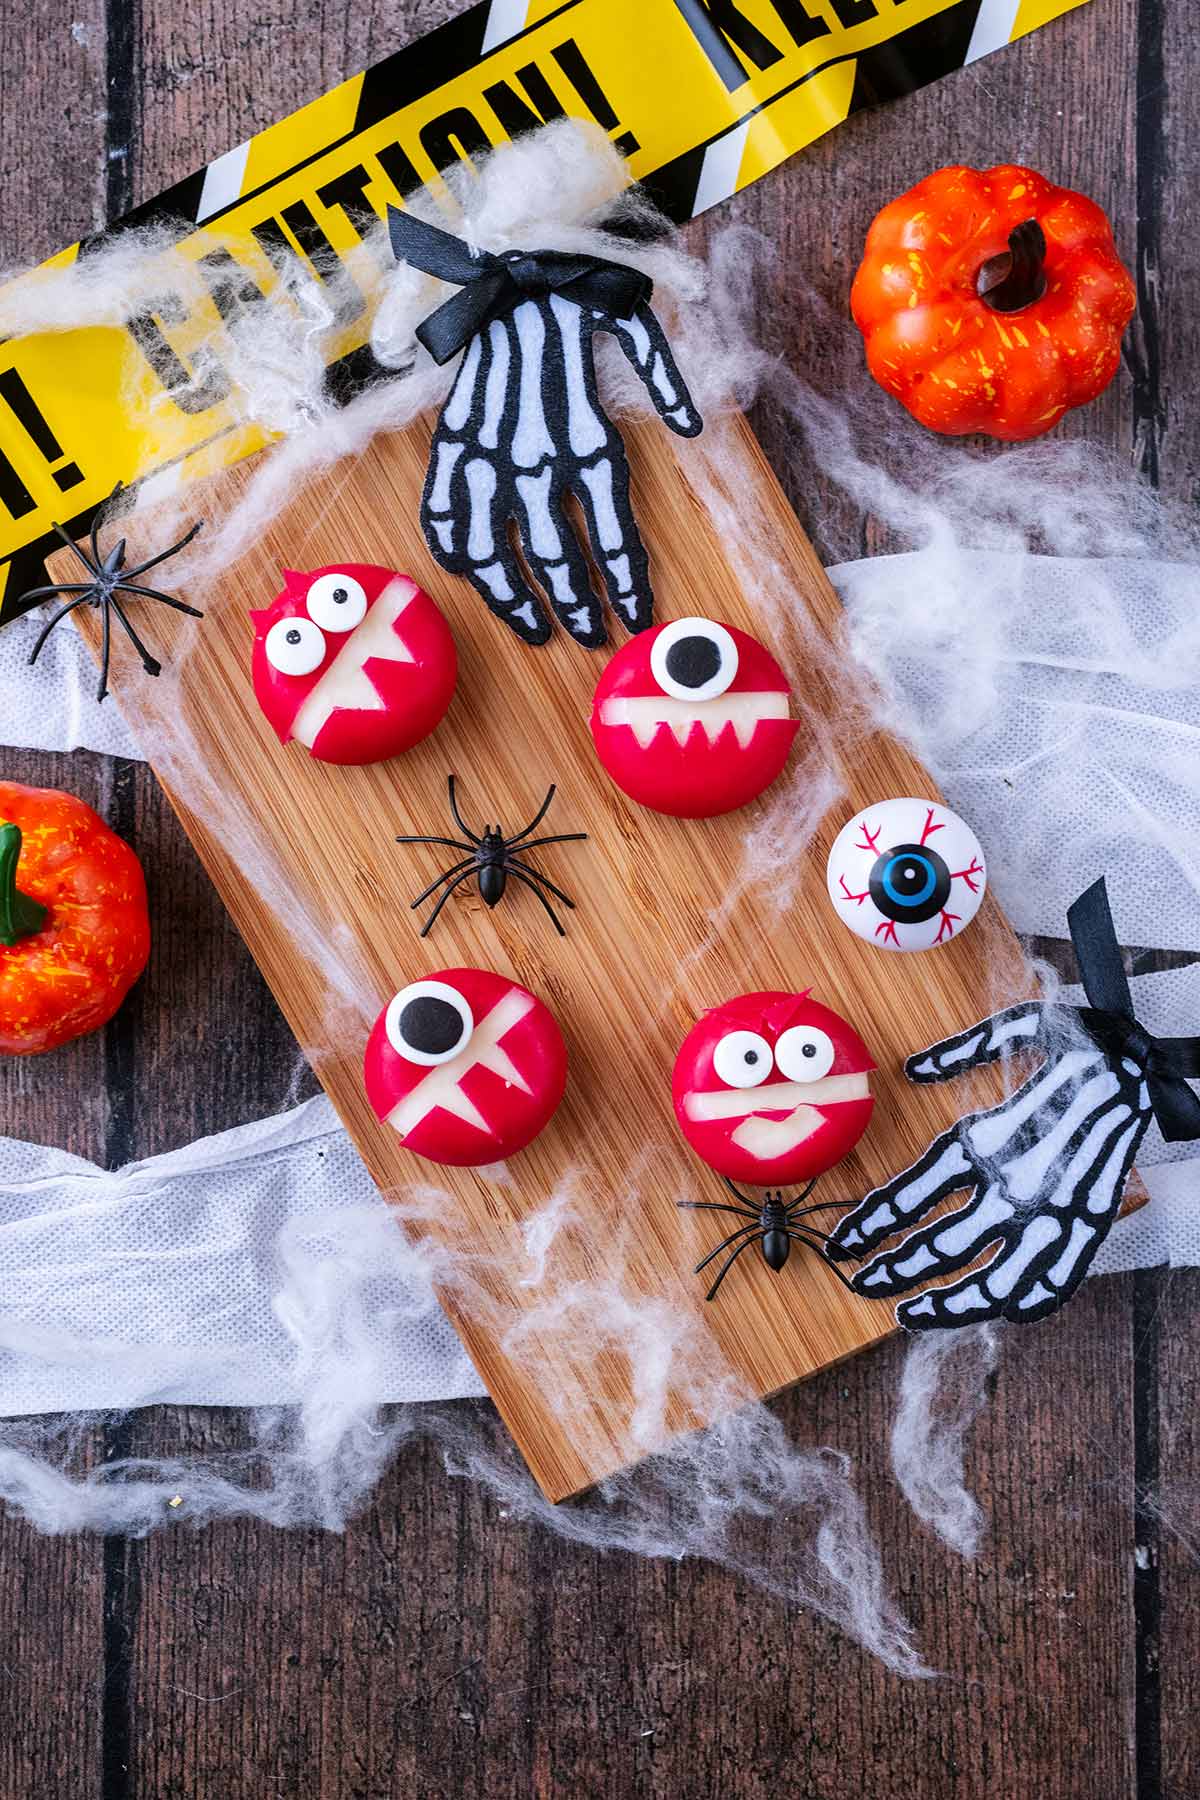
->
xmin=0 ymin=823 xmax=48 ymax=946
xmin=977 ymin=220 xmax=1047 ymax=313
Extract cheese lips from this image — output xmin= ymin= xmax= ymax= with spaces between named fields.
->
xmin=590 ymin=617 xmax=797 ymax=818
xmin=364 ymin=967 xmax=567 ymax=1168
xmin=673 ymin=989 xmax=875 ymax=1186
xmin=251 ymin=562 xmax=457 ymax=766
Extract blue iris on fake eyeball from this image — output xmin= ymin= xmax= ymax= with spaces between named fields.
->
xmin=870 ymin=844 xmax=950 ymax=923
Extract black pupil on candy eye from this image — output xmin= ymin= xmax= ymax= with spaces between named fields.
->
xmin=868 ymin=842 xmax=951 ymax=924
xmin=744 ymin=1049 xmax=759 ymax=1065
xmin=664 ymin=635 xmax=721 ymax=691
xmin=399 ymin=995 xmax=463 ymax=1057
xmin=332 ymin=587 xmax=348 ymax=603
xmin=802 ymin=1043 xmax=816 ymax=1058
xmin=286 ymin=628 xmax=302 ymax=645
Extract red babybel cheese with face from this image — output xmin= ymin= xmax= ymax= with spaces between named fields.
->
xmin=364 ymin=967 xmax=567 ymax=1168
xmin=590 ymin=617 xmax=798 ymax=818
xmin=673 ymin=989 xmax=875 ymax=1186
xmin=251 ymin=563 xmax=457 ymax=766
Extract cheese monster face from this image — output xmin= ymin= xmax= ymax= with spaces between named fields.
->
xmin=364 ymin=967 xmax=567 ymax=1168
xmin=673 ymin=989 xmax=875 ymax=1186
xmin=251 ymin=563 xmax=457 ymax=766
xmin=590 ymin=617 xmax=797 ymax=818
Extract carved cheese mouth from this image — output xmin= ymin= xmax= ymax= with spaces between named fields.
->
xmin=684 ymin=1073 xmax=870 ymax=1160
xmin=291 ymin=576 xmax=418 ymax=748
xmin=385 ymin=989 xmax=534 ymax=1141
xmin=600 ymin=691 xmax=791 ymax=750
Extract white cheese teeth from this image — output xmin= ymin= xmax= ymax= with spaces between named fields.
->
xmin=291 ymin=576 xmax=418 ymax=748
xmin=601 ymin=691 xmax=791 ymax=750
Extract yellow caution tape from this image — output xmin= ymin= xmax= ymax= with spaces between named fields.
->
xmin=0 ymin=0 xmax=1088 ymax=617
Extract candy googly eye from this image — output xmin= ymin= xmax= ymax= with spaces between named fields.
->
xmin=385 ymin=979 xmax=474 ymax=1065
xmin=712 ymin=1028 xmax=773 ymax=1088
xmin=306 ymin=572 xmax=368 ymax=633
xmin=775 ymin=1026 xmax=835 ymax=1082
xmin=264 ymin=615 xmax=326 ymax=677
xmin=650 ymin=618 xmax=739 ymax=703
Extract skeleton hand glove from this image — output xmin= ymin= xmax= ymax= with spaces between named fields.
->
xmin=389 ymin=208 xmax=702 ymax=649
xmin=828 ymin=879 xmax=1200 ymax=1329
xmin=826 ymin=1001 xmax=1152 ymax=1327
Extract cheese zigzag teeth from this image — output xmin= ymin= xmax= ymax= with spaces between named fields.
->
xmin=601 ymin=691 xmax=790 ymax=751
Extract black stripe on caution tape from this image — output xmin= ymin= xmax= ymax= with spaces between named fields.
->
xmin=646 ymin=0 xmax=989 ymax=219
xmin=848 ymin=0 xmax=983 ymax=109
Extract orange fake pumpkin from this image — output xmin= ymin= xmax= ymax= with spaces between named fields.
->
xmin=850 ymin=165 xmax=1136 ymax=441
xmin=0 ymin=781 xmax=150 ymax=1055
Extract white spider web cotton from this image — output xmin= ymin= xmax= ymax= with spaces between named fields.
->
xmin=0 ymin=122 xmax=1195 ymax=1675
xmin=0 ymin=124 xmax=934 ymax=1677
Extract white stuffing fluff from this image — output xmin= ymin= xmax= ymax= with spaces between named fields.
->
xmin=0 ymin=119 xmax=1194 ymax=1679
xmin=891 ymin=1325 xmax=999 ymax=1556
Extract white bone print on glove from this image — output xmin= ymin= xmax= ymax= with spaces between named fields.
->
xmin=422 ymin=293 xmax=701 ymax=646
xmin=826 ymin=1003 xmax=1153 ymax=1328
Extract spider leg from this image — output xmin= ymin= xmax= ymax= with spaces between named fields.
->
xmin=51 ymin=521 xmax=101 ymax=580
xmin=704 ymin=1232 xmax=766 ymax=1302
xmin=91 ymin=484 xmax=127 ymax=565
xmin=97 ymin=596 xmax=112 ymax=702
xmin=507 ymin=784 xmax=557 ymax=846
xmin=107 ymin=593 xmax=162 ymax=677
xmin=693 ymin=1220 xmax=760 ymax=1274
xmin=446 ymin=775 xmax=482 ymax=846
xmin=409 ymin=856 xmax=477 ymax=908
xmin=722 ymin=1178 xmax=756 ymax=1208
xmin=119 ymin=519 xmax=203 ymax=580
xmin=676 ymin=1200 xmax=759 ymax=1221
xmin=27 ymin=592 xmax=99 ymax=666
xmin=395 ymin=834 xmax=475 ymax=853
xmin=784 ymin=1184 xmax=852 ymax=1224
xmin=113 ymin=582 xmax=203 ymax=619
xmin=782 ymin=1230 xmax=861 ymax=1294
xmin=18 ymin=582 xmax=95 ymax=604
xmin=508 ymin=833 xmax=588 ymax=854
xmin=505 ymin=866 xmax=566 ymax=935
xmin=417 ymin=867 xmax=477 ymax=938
xmin=506 ymin=859 xmax=575 ymax=909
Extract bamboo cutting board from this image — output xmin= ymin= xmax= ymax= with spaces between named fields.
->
xmin=55 ymin=411 xmax=1035 ymax=1503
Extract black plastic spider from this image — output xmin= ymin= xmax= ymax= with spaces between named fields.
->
xmin=22 ymin=482 xmax=203 ymax=702
xmin=677 ymin=1179 xmax=858 ymax=1302
xmin=396 ymin=775 xmax=587 ymax=938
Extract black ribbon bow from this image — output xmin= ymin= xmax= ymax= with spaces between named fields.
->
xmin=1068 ymin=876 xmax=1200 ymax=1142
xmin=387 ymin=205 xmax=653 ymax=366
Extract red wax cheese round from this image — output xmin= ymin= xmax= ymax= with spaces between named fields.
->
xmin=673 ymin=989 xmax=875 ymax=1187
xmin=251 ymin=563 xmax=457 ymax=765
xmin=364 ymin=967 xmax=567 ymax=1167
xmin=589 ymin=617 xmax=797 ymax=818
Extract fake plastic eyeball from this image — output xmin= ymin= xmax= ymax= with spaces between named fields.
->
xmin=364 ymin=967 xmax=567 ymax=1167
xmin=826 ymin=797 xmax=987 ymax=951
xmin=589 ymin=617 xmax=798 ymax=818
xmin=251 ymin=563 xmax=457 ymax=766
xmin=673 ymin=989 xmax=875 ymax=1186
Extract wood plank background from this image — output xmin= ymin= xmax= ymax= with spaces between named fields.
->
xmin=0 ymin=0 xmax=1195 ymax=1793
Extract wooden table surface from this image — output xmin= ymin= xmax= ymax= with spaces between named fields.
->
xmin=2 ymin=1 xmax=1196 ymax=1794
